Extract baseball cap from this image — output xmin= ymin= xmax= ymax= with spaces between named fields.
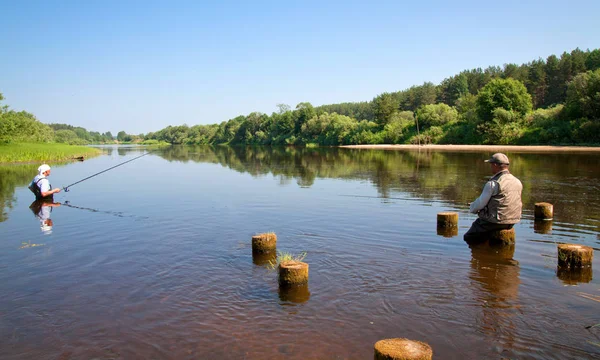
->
xmin=484 ymin=153 xmax=510 ymax=165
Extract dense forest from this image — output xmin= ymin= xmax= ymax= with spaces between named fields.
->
xmin=143 ymin=47 xmax=600 ymax=146
xmin=1 ymin=47 xmax=599 ymax=146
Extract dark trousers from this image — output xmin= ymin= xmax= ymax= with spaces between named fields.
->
xmin=464 ymin=218 xmax=514 ymax=240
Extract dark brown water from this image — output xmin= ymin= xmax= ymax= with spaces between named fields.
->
xmin=1 ymin=146 xmax=599 ymax=359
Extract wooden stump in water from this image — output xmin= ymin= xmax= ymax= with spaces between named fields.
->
xmin=557 ymin=244 xmax=593 ymax=268
xmin=534 ymin=202 xmax=553 ymax=220
xmin=557 ymin=266 xmax=593 ymax=285
xmin=279 ymin=283 xmax=311 ymax=303
xmin=251 ymin=233 xmax=277 ymax=253
xmin=489 ymin=228 xmax=515 ymax=245
xmin=374 ymin=338 xmax=433 ymax=360
xmin=252 ymin=250 xmax=276 ymax=266
xmin=437 ymin=225 xmax=458 ymax=238
xmin=534 ymin=220 xmax=552 ymax=234
xmin=279 ymin=261 xmax=309 ymax=286
xmin=437 ymin=212 xmax=458 ymax=228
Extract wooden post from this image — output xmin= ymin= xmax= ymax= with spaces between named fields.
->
xmin=534 ymin=202 xmax=553 ymax=220
xmin=557 ymin=244 xmax=593 ymax=268
xmin=278 ymin=261 xmax=309 ymax=286
xmin=251 ymin=233 xmax=277 ymax=253
xmin=489 ymin=228 xmax=515 ymax=245
xmin=437 ymin=212 xmax=458 ymax=228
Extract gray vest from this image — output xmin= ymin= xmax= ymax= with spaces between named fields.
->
xmin=478 ymin=170 xmax=522 ymax=224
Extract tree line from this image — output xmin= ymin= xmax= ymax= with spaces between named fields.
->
xmin=144 ymin=47 xmax=600 ymax=145
xmin=0 ymin=94 xmax=143 ymax=145
xmin=1 ymin=47 xmax=599 ymax=146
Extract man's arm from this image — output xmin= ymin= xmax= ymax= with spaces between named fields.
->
xmin=469 ymin=181 xmax=496 ymax=213
xmin=39 ymin=179 xmax=61 ymax=197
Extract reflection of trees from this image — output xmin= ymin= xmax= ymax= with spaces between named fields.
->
xmin=467 ymin=239 xmax=520 ymax=353
xmin=3 ymin=146 xmax=598 ymax=226
xmin=0 ymin=164 xmax=38 ymax=222
xmin=155 ymin=147 xmax=600 ymax=226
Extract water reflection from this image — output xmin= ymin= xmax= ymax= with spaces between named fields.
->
xmin=0 ymin=164 xmax=38 ymax=222
xmin=437 ymin=225 xmax=458 ymax=238
xmin=557 ymin=266 xmax=593 ymax=285
xmin=467 ymin=239 xmax=520 ymax=353
xmin=2 ymin=146 xmax=600 ymax=230
xmin=154 ymin=146 xmax=600 ymax=228
xmin=534 ymin=220 xmax=553 ymax=234
xmin=252 ymin=250 xmax=276 ymax=267
xmin=278 ymin=283 xmax=311 ymax=304
xmin=29 ymin=199 xmax=61 ymax=235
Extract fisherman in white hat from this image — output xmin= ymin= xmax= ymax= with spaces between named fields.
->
xmin=464 ymin=153 xmax=523 ymax=239
xmin=28 ymin=164 xmax=62 ymax=200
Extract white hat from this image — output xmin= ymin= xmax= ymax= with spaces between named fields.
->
xmin=41 ymin=223 xmax=53 ymax=235
xmin=38 ymin=164 xmax=51 ymax=175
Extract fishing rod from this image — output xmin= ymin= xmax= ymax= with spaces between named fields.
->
xmin=63 ymin=151 xmax=152 ymax=192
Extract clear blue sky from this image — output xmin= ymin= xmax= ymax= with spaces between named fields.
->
xmin=1 ymin=0 xmax=598 ymax=135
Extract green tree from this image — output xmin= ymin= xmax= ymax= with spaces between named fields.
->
xmin=294 ymin=102 xmax=315 ymax=135
xmin=586 ymin=49 xmax=600 ymax=71
xmin=416 ymin=103 xmax=459 ymax=129
xmin=117 ymin=131 xmax=128 ymax=142
xmin=372 ymin=92 xmax=399 ymax=125
xmin=440 ymin=74 xmax=469 ymax=105
xmin=565 ymin=69 xmax=600 ymax=120
xmin=476 ymin=78 xmax=532 ymax=122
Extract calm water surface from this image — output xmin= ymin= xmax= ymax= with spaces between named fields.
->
xmin=1 ymin=146 xmax=599 ymax=359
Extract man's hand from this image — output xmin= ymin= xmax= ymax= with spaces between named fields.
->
xmin=52 ymin=188 xmax=61 ymax=194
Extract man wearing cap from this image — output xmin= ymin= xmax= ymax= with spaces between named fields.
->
xmin=29 ymin=164 xmax=61 ymax=200
xmin=465 ymin=153 xmax=523 ymax=239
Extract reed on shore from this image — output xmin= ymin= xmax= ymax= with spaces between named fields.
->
xmin=0 ymin=143 xmax=101 ymax=164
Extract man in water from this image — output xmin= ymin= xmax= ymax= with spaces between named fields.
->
xmin=29 ymin=164 xmax=61 ymax=200
xmin=464 ymin=153 xmax=523 ymax=239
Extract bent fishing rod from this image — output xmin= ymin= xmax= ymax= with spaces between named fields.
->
xmin=62 ymin=151 xmax=152 ymax=192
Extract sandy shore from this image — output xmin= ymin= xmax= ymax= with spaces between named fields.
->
xmin=339 ymin=144 xmax=600 ymax=153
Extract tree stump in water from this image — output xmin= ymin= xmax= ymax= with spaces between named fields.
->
xmin=374 ymin=338 xmax=433 ymax=360
xmin=437 ymin=212 xmax=458 ymax=228
xmin=557 ymin=244 xmax=593 ymax=268
xmin=489 ymin=228 xmax=515 ymax=245
xmin=534 ymin=202 xmax=553 ymax=220
xmin=251 ymin=233 xmax=277 ymax=253
xmin=279 ymin=261 xmax=309 ymax=286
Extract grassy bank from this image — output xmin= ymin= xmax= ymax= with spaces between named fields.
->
xmin=0 ymin=143 xmax=102 ymax=163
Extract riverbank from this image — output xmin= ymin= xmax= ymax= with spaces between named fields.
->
xmin=0 ymin=143 xmax=102 ymax=163
xmin=340 ymin=144 xmax=600 ymax=153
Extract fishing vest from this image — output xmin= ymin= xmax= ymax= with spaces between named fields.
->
xmin=478 ymin=170 xmax=522 ymax=224
xmin=28 ymin=177 xmax=53 ymax=200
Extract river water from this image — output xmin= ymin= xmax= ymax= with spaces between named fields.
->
xmin=0 ymin=146 xmax=599 ymax=359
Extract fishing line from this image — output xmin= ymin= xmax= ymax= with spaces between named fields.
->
xmin=63 ymin=151 xmax=152 ymax=192
xmin=61 ymin=201 xmax=149 ymax=221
